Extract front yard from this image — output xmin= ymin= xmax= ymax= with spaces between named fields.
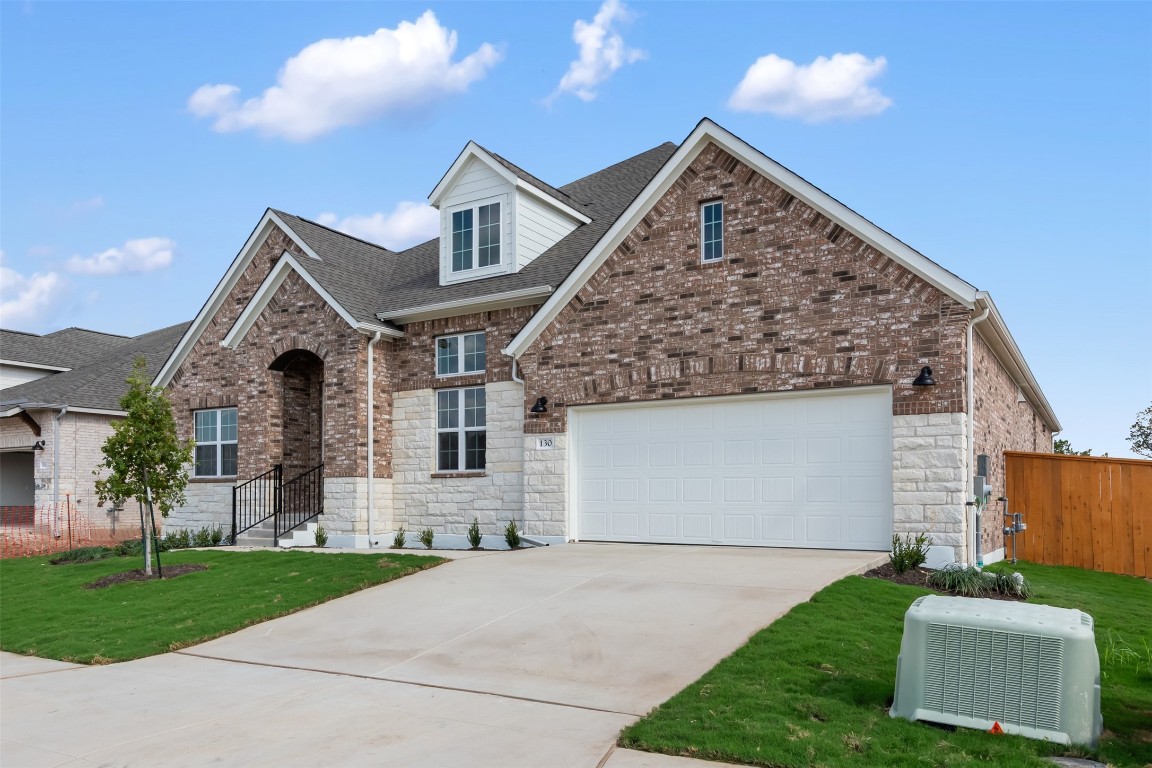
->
xmin=620 ymin=561 xmax=1151 ymax=768
xmin=0 ymin=549 xmax=444 ymax=663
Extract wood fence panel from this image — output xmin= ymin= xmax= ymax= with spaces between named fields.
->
xmin=1005 ymin=452 xmax=1152 ymax=578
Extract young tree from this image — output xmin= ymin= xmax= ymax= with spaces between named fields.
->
xmin=94 ymin=358 xmax=193 ymax=574
xmin=1053 ymin=438 xmax=1093 ymax=456
xmin=1129 ymin=404 xmax=1152 ymax=458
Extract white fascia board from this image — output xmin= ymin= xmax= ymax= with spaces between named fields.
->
xmin=153 ymin=210 xmax=321 ymax=387
xmin=428 ymin=142 xmax=517 ymax=207
xmin=380 ymin=285 xmax=553 ymax=324
xmin=974 ymin=292 xmax=1062 ymax=433
xmin=66 ymin=407 xmax=126 ymax=417
xmin=514 ymin=180 xmax=591 ymax=224
xmin=505 ymin=118 xmax=981 ymax=359
xmin=355 ymin=322 xmax=405 ymax=339
xmin=1 ymin=403 xmax=124 ymax=417
xmin=221 ymin=252 xmax=361 ymax=349
xmin=0 ymin=360 xmax=71 ymax=372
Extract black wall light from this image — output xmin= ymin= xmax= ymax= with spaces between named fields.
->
xmin=530 ymin=397 xmax=548 ymax=413
xmin=912 ymin=366 xmax=936 ymax=386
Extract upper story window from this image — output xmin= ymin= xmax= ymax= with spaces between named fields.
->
xmin=701 ymin=201 xmax=724 ymax=262
xmin=194 ymin=407 xmax=237 ymax=477
xmin=436 ymin=331 xmax=486 ymax=377
xmin=452 ymin=202 xmax=501 ymax=273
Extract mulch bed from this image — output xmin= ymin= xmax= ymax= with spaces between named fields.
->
xmin=84 ymin=564 xmax=208 ymax=589
xmin=862 ymin=561 xmax=1025 ymax=601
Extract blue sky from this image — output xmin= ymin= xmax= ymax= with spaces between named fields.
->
xmin=2 ymin=1 xmax=1149 ymax=457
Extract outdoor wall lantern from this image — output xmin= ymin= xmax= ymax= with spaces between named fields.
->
xmin=912 ymin=366 xmax=936 ymax=386
xmin=32 ymin=440 xmax=46 ymax=451
xmin=530 ymin=397 xmax=549 ymax=414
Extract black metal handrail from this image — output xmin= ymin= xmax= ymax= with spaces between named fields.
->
xmin=231 ymin=464 xmax=281 ymax=544
xmin=275 ymin=463 xmax=324 ymax=545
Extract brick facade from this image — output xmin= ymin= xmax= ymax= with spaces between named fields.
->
xmin=971 ymin=331 xmax=1052 ymax=556
xmin=517 ymin=143 xmax=970 ymax=431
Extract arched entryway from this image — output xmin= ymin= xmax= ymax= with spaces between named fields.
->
xmin=269 ymin=349 xmax=324 ymax=478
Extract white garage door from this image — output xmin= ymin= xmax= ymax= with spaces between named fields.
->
xmin=572 ymin=388 xmax=892 ymax=550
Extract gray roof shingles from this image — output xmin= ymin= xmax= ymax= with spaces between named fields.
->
xmin=0 ymin=322 xmax=191 ymax=412
xmin=0 ymin=327 xmax=131 ymax=369
xmin=271 ymin=142 xmax=678 ymax=322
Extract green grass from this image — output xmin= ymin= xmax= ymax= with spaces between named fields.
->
xmin=0 ymin=549 xmax=444 ymax=663
xmin=620 ymin=562 xmax=1151 ymax=768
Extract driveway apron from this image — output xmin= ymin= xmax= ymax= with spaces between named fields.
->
xmin=1 ymin=543 xmax=880 ymax=767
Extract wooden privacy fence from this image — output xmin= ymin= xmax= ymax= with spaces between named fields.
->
xmin=1004 ymin=451 xmax=1152 ymax=577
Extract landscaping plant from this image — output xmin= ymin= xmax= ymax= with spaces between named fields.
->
xmin=418 ymin=527 xmax=435 ymax=549
xmin=504 ymin=520 xmax=521 ymax=549
xmin=467 ymin=517 xmax=482 ymax=549
xmin=889 ymin=532 xmax=931 ymax=574
xmin=313 ymin=524 xmax=328 ymax=548
xmin=392 ymin=526 xmax=406 ymax=549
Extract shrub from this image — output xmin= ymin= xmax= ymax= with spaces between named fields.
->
xmin=988 ymin=570 xmax=1033 ymax=599
xmin=49 ymin=546 xmax=113 ymax=565
xmin=391 ymin=526 xmax=406 ymax=549
xmin=890 ymin=532 xmax=932 ymax=574
xmin=192 ymin=526 xmax=213 ymax=548
xmin=314 ymin=524 xmax=328 ymax=548
xmin=419 ymin=528 xmax=435 ymax=549
xmin=504 ymin=520 xmax=522 ymax=550
xmin=209 ymin=524 xmax=224 ymax=546
xmin=114 ymin=539 xmax=144 ymax=558
xmin=163 ymin=528 xmax=193 ymax=551
xmin=467 ymin=518 xmax=482 ymax=549
xmin=927 ymin=563 xmax=988 ymax=596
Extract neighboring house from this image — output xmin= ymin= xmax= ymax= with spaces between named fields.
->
xmin=0 ymin=322 xmax=191 ymax=526
xmin=155 ymin=118 xmax=1059 ymax=565
xmin=1 ymin=327 xmax=132 ymax=390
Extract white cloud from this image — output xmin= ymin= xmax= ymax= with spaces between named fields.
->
xmin=728 ymin=52 xmax=892 ymax=122
xmin=70 ymin=196 xmax=104 ymax=214
xmin=316 ymin=202 xmax=439 ymax=251
xmin=551 ymin=0 xmax=645 ymax=103
xmin=0 ymin=252 xmax=65 ymax=330
xmin=67 ymin=237 xmax=175 ymax=275
xmin=188 ymin=11 xmax=502 ymax=141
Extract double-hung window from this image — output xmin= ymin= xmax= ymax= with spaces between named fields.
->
xmin=436 ymin=331 xmax=486 ymax=377
xmin=451 ymin=202 xmax=501 ymax=273
xmin=701 ymin=201 xmax=724 ymax=262
xmin=194 ymin=407 xmax=237 ymax=477
xmin=437 ymin=388 xmax=486 ymax=471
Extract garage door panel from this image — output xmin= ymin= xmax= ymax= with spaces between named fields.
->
xmin=574 ymin=389 xmax=892 ymax=550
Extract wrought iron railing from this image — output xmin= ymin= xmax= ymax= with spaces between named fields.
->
xmin=275 ymin=463 xmax=324 ymax=545
xmin=231 ymin=464 xmax=281 ymax=544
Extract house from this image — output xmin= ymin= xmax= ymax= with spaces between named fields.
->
xmin=0 ymin=322 xmax=191 ymax=527
xmin=155 ymin=118 xmax=1059 ymax=565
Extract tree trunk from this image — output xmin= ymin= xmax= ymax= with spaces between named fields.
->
xmin=139 ymin=499 xmax=152 ymax=576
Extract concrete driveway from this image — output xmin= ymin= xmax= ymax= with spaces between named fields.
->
xmin=2 ymin=543 xmax=880 ymax=767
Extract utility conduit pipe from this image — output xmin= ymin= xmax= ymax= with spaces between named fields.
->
xmin=366 ymin=331 xmax=382 ymax=547
xmin=966 ymin=299 xmax=991 ymax=564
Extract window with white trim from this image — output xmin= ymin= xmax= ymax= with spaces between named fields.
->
xmin=701 ymin=201 xmax=724 ymax=262
xmin=194 ymin=407 xmax=237 ymax=477
xmin=451 ymin=201 xmax=501 ymax=272
xmin=436 ymin=331 xmax=486 ymax=377
xmin=436 ymin=387 xmax=486 ymax=471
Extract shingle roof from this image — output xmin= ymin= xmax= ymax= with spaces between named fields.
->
xmin=263 ymin=142 xmax=676 ymax=325
xmin=0 ymin=327 xmax=131 ymax=369
xmin=0 ymin=322 xmax=191 ymax=412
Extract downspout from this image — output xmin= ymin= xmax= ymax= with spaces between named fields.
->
xmin=966 ymin=300 xmax=991 ymax=565
xmin=366 ymin=331 xmax=382 ymax=547
xmin=52 ymin=406 xmax=69 ymax=538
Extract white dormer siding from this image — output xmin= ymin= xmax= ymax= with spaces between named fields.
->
xmin=431 ymin=144 xmax=590 ymax=287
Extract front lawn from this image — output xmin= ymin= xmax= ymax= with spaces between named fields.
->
xmin=0 ymin=549 xmax=444 ymax=663
xmin=620 ymin=562 xmax=1151 ymax=768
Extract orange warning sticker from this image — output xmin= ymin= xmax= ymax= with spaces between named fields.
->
xmin=989 ymin=722 xmax=1004 ymax=735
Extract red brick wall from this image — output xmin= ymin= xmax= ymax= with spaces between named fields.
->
xmin=518 ymin=142 xmax=971 ymax=432
xmin=392 ymin=305 xmax=540 ymax=393
xmin=167 ymin=226 xmax=389 ymax=480
xmin=972 ymin=331 xmax=1052 ymax=554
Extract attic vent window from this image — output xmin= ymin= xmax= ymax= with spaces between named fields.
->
xmin=452 ymin=202 xmax=501 ymax=272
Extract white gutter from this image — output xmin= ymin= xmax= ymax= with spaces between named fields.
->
xmin=966 ymin=303 xmax=991 ymax=564
xmin=366 ymin=331 xmax=382 ymax=547
xmin=52 ymin=406 xmax=69 ymax=538
xmin=379 ymin=285 xmax=553 ymax=325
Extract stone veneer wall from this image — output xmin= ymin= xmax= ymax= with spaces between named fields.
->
xmin=169 ymin=482 xmax=233 ymax=533
xmin=971 ymin=332 xmax=1053 ymax=556
xmin=892 ymin=413 xmax=968 ymax=562
xmin=517 ymin=142 xmax=971 ymax=434
xmin=521 ymin=432 xmax=567 ymax=538
xmin=392 ymin=380 xmax=525 ymax=534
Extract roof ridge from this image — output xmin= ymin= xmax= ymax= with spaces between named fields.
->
xmin=272 ymin=209 xmax=398 ymax=256
xmin=560 ymin=142 xmax=678 ymax=191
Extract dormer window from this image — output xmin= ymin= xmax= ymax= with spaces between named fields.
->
xmin=452 ymin=202 xmax=501 ymax=273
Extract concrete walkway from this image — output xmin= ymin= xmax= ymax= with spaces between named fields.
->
xmin=1 ymin=543 xmax=881 ymax=767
